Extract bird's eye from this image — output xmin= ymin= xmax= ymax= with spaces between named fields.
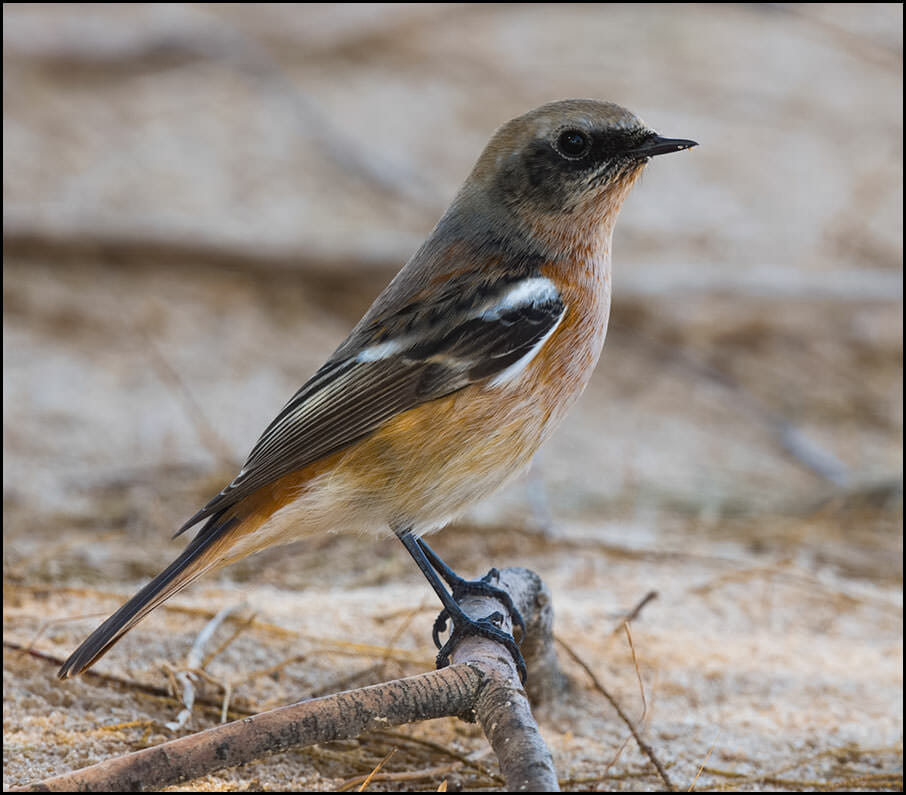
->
xmin=556 ymin=129 xmax=591 ymax=159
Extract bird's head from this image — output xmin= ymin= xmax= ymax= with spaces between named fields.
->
xmin=457 ymin=99 xmax=696 ymax=260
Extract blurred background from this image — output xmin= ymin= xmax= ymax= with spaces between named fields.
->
xmin=3 ymin=4 xmax=902 ymax=791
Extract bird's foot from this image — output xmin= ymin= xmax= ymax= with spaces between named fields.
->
xmin=432 ymin=568 xmax=527 ymax=682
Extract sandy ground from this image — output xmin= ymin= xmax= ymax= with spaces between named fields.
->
xmin=3 ymin=4 xmax=902 ymax=791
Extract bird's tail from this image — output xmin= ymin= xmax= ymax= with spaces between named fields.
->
xmin=57 ymin=515 xmax=238 ymax=679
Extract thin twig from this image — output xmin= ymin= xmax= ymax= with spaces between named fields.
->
xmin=688 ymin=731 xmax=719 ymax=791
xmin=609 ymin=591 xmax=658 ymax=636
xmin=339 ymin=762 xmax=460 ymax=792
xmin=556 ymin=634 xmax=675 ymax=791
xmin=372 ymin=729 xmax=502 ymax=784
xmin=201 ymin=610 xmax=257 ymax=669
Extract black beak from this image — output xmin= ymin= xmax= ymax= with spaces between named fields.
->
xmin=627 ymin=135 xmax=698 ymax=158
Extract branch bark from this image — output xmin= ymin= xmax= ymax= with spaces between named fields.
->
xmin=14 ymin=567 xmax=562 ymax=792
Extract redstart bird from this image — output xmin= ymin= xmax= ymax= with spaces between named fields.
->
xmin=58 ymin=99 xmax=695 ymax=682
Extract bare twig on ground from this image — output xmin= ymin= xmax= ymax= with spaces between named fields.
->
xmin=371 ymin=729 xmax=503 ymax=784
xmin=13 ymin=567 xmax=562 ymax=793
xmin=609 ymin=590 xmax=658 ymax=636
xmin=556 ymin=633 xmax=675 ymax=791
xmin=338 ymin=762 xmax=460 ymax=792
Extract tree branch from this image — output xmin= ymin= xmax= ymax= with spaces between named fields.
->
xmin=14 ymin=567 xmax=562 ymax=792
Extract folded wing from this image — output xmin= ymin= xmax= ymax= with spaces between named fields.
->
xmin=177 ymin=272 xmax=565 ymax=536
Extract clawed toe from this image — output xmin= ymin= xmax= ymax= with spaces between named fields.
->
xmin=434 ymin=569 xmax=526 ymax=647
xmin=435 ymin=611 xmax=527 ymax=683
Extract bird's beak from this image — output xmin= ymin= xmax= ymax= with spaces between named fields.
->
xmin=627 ymin=135 xmax=698 ymax=158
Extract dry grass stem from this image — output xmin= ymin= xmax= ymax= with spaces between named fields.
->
xmin=354 ymin=747 xmax=396 ymax=792
xmin=556 ymin=633 xmax=675 ymax=791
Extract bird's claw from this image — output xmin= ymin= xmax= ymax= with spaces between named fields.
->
xmin=430 ymin=569 xmax=528 ymax=682
xmin=435 ymin=612 xmax=527 ymax=683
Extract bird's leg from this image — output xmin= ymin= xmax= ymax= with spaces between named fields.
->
xmin=395 ymin=529 xmax=527 ymax=682
xmin=415 ymin=537 xmax=526 ymax=649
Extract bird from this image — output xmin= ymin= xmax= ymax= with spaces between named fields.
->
xmin=58 ymin=99 xmax=696 ymax=682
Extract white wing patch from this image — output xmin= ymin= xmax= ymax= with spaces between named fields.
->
xmin=481 ymin=277 xmax=559 ymax=320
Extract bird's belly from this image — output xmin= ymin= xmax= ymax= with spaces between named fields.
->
xmin=327 ymin=307 xmax=608 ymax=533
xmin=316 ymin=388 xmax=544 ymax=534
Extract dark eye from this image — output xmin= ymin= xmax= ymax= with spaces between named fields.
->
xmin=556 ymin=129 xmax=591 ymax=159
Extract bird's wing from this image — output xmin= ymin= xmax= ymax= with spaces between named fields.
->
xmin=176 ymin=270 xmax=565 ymax=535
